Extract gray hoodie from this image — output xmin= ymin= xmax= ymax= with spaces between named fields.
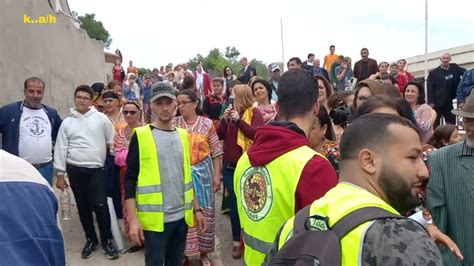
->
xmin=53 ymin=107 xmax=114 ymax=175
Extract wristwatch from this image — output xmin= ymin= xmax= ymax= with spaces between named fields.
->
xmin=194 ymin=207 xmax=203 ymax=214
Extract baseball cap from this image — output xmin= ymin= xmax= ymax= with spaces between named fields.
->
xmin=270 ymin=63 xmax=280 ymax=72
xmin=150 ymin=82 xmax=176 ymax=102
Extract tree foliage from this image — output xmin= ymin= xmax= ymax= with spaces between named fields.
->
xmin=77 ymin=13 xmax=112 ymax=49
xmin=188 ymin=46 xmax=268 ymax=80
xmin=138 ymin=67 xmax=152 ymax=77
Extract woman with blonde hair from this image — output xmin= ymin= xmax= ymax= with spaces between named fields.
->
xmin=216 ymin=84 xmax=264 ymax=259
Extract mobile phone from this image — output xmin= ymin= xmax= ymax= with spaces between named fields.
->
xmin=228 ymin=97 xmax=234 ymax=106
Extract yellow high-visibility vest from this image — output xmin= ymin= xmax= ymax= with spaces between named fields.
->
xmin=277 ymin=183 xmax=399 ymax=265
xmin=234 ymin=145 xmax=326 ymax=265
xmin=135 ymin=125 xmax=194 ymax=232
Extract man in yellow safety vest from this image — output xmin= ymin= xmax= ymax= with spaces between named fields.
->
xmin=268 ymin=113 xmax=443 ymax=265
xmin=124 ymin=82 xmax=205 ymax=265
xmin=234 ymin=68 xmax=338 ymax=264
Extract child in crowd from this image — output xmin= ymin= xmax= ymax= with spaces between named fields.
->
xmin=203 ymin=77 xmax=226 ymax=124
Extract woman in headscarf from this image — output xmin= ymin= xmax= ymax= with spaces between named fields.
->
xmin=122 ymin=73 xmax=140 ymax=102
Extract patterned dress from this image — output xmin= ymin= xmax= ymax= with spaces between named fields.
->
xmin=114 ymin=123 xmax=141 ymax=242
xmin=317 ymin=141 xmax=341 ymax=175
xmin=173 ymin=116 xmax=223 ymax=256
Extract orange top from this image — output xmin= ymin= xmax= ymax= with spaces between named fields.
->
xmin=324 ymin=54 xmax=339 ymax=71
xmin=127 ymin=66 xmax=138 ymax=76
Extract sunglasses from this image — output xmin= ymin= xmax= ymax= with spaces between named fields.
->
xmin=122 ymin=110 xmax=139 ymax=115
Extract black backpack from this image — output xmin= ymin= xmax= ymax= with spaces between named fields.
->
xmin=268 ymin=206 xmax=403 ymax=265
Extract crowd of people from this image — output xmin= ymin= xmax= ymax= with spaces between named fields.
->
xmin=1 ymin=45 xmax=474 ymax=266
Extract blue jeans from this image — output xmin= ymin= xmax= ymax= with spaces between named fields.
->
xmin=222 ymin=166 xmax=241 ymax=242
xmin=143 ymin=219 xmax=188 ymax=266
xmin=37 ymin=162 xmax=53 ymax=186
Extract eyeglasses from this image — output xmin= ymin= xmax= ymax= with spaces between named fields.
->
xmin=357 ymin=96 xmax=369 ymax=102
xmin=122 ymin=110 xmax=139 ymax=115
xmin=75 ymin=96 xmax=91 ymax=101
xmin=177 ymin=100 xmax=194 ymax=106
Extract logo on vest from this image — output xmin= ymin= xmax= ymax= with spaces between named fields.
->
xmin=240 ymin=166 xmax=273 ymax=221
xmin=307 ymin=215 xmax=330 ymax=231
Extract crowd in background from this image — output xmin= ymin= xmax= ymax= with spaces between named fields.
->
xmin=1 ymin=44 xmax=474 ymax=265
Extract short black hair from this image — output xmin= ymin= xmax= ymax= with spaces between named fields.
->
xmin=288 ymin=57 xmax=302 ymax=65
xmin=340 ymin=113 xmax=420 ymax=160
xmin=380 ymin=74 xmax=397 ymax=84
xmin=277 ymin=68 xmax=318 ymax=119
xmin=181 ymin=76 xmax=195 ymax=90
xmin=330 ymin=45 xmax=335 ymax=49
xmin=24 ymin=77 xmax=45 ymax=91
xmin=307 ymin=53 xmax=315 ymax=59
xmin=74 ymin=85 xmax=94 ymax=99
xmin=251 ymin=78 xmax=273 ymax=103
xmin=404 ymin=81 xmax=425 ymax=105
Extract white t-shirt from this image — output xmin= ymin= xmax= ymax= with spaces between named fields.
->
xmin=18 ymin=107 xmax=53 ymax=164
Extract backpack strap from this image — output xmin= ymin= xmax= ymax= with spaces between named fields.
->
xmin=331 ymin=207 xmax=402 ymax=239
xmin=293 ymin=205 xmax=312 ymax=234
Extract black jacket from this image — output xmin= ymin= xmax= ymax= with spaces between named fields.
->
xmin=238 ymin=65 xmax=257 ymax=84
xmin=427 ymin=64 xmax=466 ymax=108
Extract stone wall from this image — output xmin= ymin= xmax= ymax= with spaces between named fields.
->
xmin=0 ymin=0 xmax=106 ymax=116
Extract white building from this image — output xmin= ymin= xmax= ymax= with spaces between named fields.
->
xmin=405 ymin=43 xmax=474 ymax=79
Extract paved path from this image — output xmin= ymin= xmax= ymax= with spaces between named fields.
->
xmin=60 ymin=188 xmax=244 ymax=266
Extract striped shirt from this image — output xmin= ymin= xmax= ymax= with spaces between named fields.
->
xmin=426 ymin=141 xmax=474 ymax=265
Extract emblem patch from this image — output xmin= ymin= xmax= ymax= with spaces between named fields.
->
xmin=240 ymin=166 xmax=273 ymax=221
xmin=307 ymin=215 xmax=330 ymax=231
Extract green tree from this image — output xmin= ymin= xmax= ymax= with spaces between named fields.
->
xmin=188 ymin=47 xmax=268 ymax=80
xmin=224 ymin=46 xmax=241 ymax=62
xmin=77 ymin=13 xmax=112 ymax=48
xmin=138 ymin=67 xmax=151 ymax=77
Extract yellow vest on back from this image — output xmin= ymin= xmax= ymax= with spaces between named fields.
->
xmin=277 ymin=183 xmax=399 ymax=266
xmin=134 ymin=125 xmax=194 ymax=232
xmin=234 ymin=145 xmax=325 ymax=265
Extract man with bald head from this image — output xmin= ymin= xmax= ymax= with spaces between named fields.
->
xmin=238 ymin=57 xmax=257 ymax=84
xmin=428 ymin=53 xmax=466 ymax=127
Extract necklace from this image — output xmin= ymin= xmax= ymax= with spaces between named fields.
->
xmin=183 ymin=116 xmax=198 ymax=132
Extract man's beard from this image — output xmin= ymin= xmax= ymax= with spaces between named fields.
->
xmin=378 ymin=163 xmax=420 ymax=212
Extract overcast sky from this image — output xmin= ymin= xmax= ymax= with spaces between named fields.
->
xmin=68 ymin=0 xmax=473 ymax=69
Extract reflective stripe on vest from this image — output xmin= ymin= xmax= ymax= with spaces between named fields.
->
xmin=277 ymin=183 xmax=399 ymax=265
xmin=136 ymin=181 xmax=193 ymax=194
xmin=135 ymin=125 xmax=194 ymax=233
xmin=242 ymin=230 xmax=273 ymax=255
xmin=234 ymin=145 xmax=327 ymax=265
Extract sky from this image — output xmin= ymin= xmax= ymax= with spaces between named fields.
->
xmin=68 ymin=0 xmax=474 ymax=70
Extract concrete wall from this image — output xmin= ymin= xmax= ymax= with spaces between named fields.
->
xmin=405 ymin=43 xmax=474 ymax=78
xmin=0 ymin=0 xmax=106 ymax=116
